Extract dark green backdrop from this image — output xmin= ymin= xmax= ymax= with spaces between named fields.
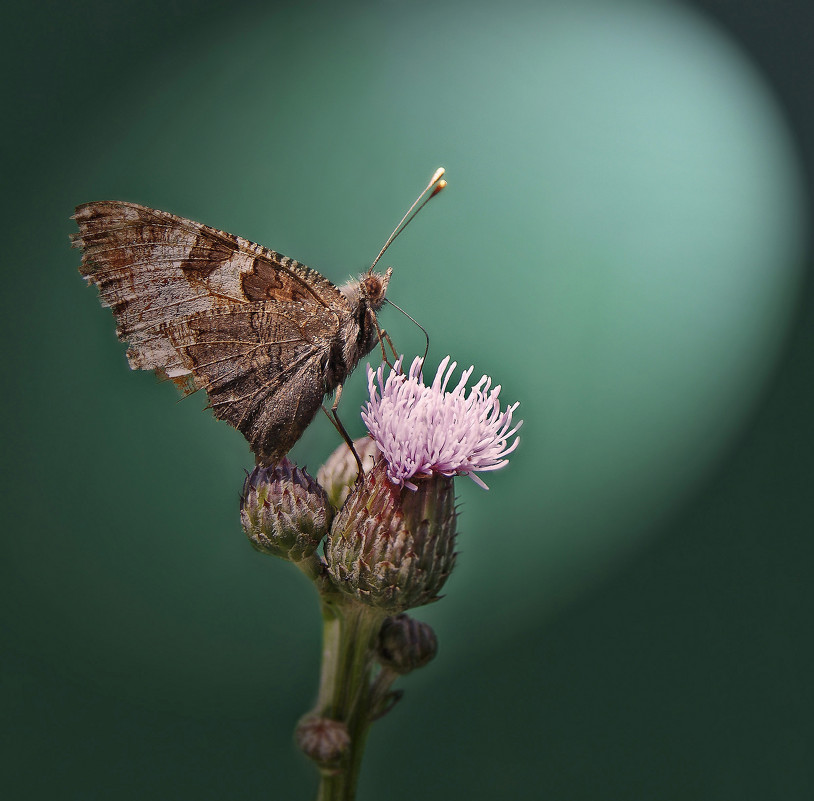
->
xmin=3 ymin=1 xmax=812 ymax=799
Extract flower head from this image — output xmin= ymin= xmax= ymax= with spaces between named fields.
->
xmin=362 ymin=356 xmax=522 ymax=490
xmin=377 ymin=613 xmax=438 ymax=674
xmin=240 ymin=458 xmax=333 ymax=562
xmin=325 ymin=460 xmax=457 ymax=612
xmin=295 ymin=716 xmax=350 ymax=767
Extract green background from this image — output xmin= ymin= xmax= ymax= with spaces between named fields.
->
xmin=3 ymin=0 xmax=813 ymax=798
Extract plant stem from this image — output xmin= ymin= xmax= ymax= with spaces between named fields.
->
xmin=313 ymin=599 xmax=385 ymax=801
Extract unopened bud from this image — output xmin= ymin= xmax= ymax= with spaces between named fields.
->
xmin=317 ymin=436 xmax=381 ymax=509
xmin=325 ymin=461 xmax=457 ymax=612
xmin=377 ymin=614 xmax=438 ymax=674
xmin=240 ymin=458 xmax=333 ymax=561
xmin=295 ymin=716 xmax=350 ymax=768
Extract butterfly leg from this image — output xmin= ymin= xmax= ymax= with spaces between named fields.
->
xmin=369 ymin=310 xmax=395 ymax=369
xmin=381 ymin=330 xmax=399 ymax=362
xmin=322 ymin=385 xmax=364 ymax=482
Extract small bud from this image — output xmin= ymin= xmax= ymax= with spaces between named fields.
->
xmin=377 ymin=614 xmax=438 ymax=674
xmin=295 ymin=716 xmax=350 ymax=767
xmin=317 ymin=436 xmax=381 ymax=509
xmin=240 ymin=458 xmax=333 ymax=561
xmin=325 ymin=461 xmax=457 ymax=612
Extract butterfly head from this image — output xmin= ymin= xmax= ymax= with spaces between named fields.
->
xmin=359 ymin=266 xmax=392 ymax=311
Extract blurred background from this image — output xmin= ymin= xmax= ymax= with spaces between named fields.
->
xmin=2 ymin=0 xmax=812 ymax=798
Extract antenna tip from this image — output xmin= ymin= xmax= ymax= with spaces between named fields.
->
xmin=431 ymin=167 xmax=446 ymax=184
xmin=430 ymin=179 xmax=447 ymax=197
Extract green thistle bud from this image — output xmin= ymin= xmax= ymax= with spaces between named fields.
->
xmin=317 ymin=436 xmax=381 ymax=509
xmin=324 ymin=461 xmax=457 ymax=612
xmin=377 ymin=613 xmax=438 ymax=674
xmin=295 ymin=716 xmax=350 ymax=769
xmin=240 ymin=458 xmax=333 ymax=562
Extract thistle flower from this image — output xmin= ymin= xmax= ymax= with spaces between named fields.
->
xmin=325 ymin=461 xmax=457 ymax=612
xmin=325 ymin=355 xmax=520 ymax=611
xmin=362 ymin=356 xmax=522 ymax=490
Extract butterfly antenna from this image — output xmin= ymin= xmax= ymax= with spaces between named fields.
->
xmin=384 ymin=298 xmax=430 ymax=364
xmin=369 ymin=167 xmax=447 ymax=273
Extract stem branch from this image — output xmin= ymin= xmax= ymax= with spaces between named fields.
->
xmin=312 ymin=599 xmax=385 ymax=801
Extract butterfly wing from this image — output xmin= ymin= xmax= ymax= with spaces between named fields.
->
xmin=72 ymin=201 xmax=354 ymax=462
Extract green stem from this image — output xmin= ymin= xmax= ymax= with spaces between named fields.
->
xmin=313 ymin=599 xmax=385 ymax=801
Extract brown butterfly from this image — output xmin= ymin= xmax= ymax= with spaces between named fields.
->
xmin=72 ymin=169 xmax=445 ymax=465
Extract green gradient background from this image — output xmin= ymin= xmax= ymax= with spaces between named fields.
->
xmin=3 ymin=1 xmax=813 ymax=799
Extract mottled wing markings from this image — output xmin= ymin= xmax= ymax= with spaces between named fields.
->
xmin=166 ymin=303 xmax=340 ymax=460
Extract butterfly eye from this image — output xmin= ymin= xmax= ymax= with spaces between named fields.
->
xmin=361 ymin=274 xmax=386 ymax=303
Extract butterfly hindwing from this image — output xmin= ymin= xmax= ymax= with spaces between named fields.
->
xmin=166 ymin=303 xmax=341 ymax=463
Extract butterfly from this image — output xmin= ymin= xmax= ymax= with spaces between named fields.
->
xmin=72 ymin=169 xmax=445 ymax=465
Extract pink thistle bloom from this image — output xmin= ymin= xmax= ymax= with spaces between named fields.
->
xmin=362 ymin=356 xmax=522 ymax=491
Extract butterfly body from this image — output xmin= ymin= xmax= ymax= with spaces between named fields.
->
xmin=72 ymin=201 xmax=391 ymax=464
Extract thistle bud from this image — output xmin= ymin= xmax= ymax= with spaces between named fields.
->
xmin=377 ymin=614 xmax=438 ymax=674
xmin=317 ymin=436 xmax=381 ymax=509
xmin=240 ymin=458 xmax=333 ymax=562
xmin=295 ymin=716 xmax=350 ymax=768
xmin=325 ymin=461 xmax=457 ymax=612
